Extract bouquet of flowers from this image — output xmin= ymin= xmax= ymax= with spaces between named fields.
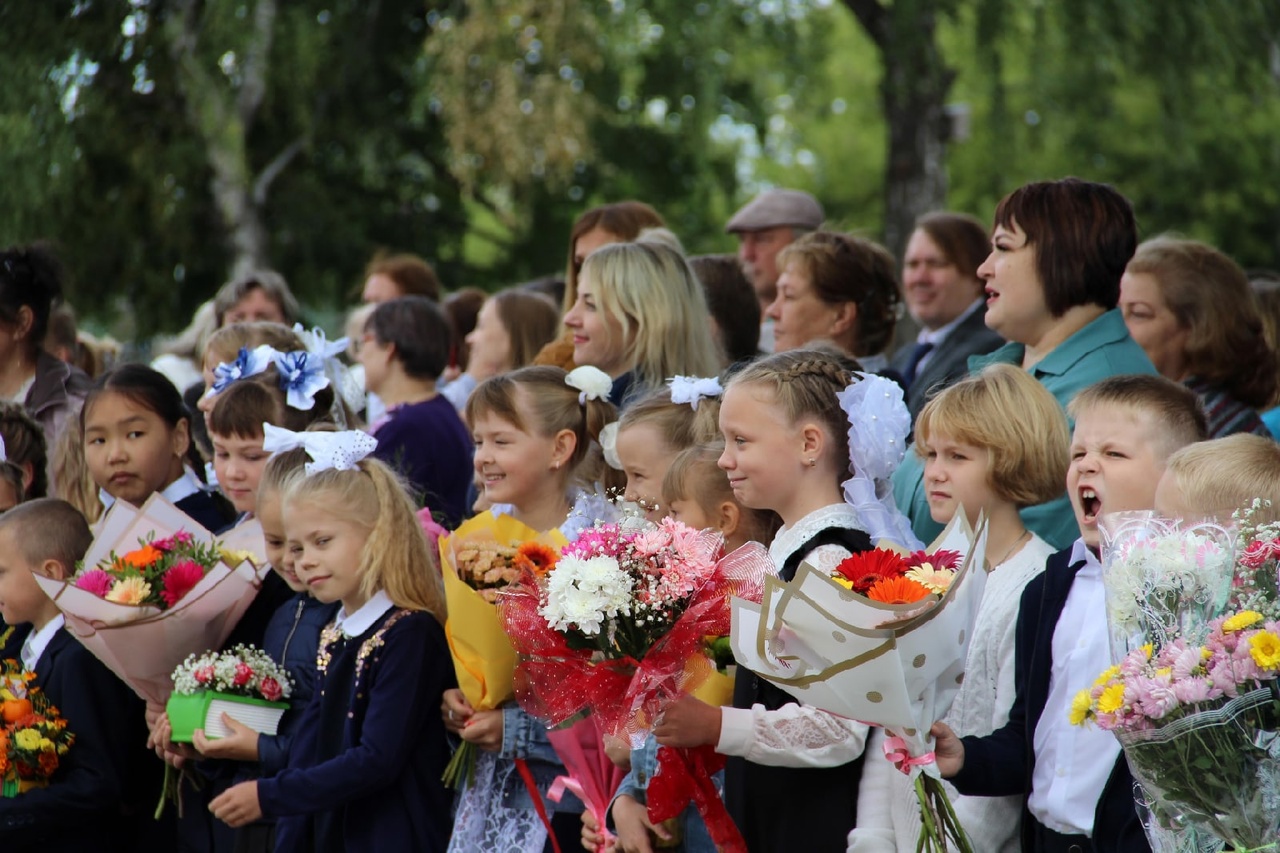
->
xmin=32 ymin=494 xmax=267 ymax=705
xmin=730 ymin=514 xmax=987 ymax=853
xmin=502 ymin=516 xmax=775 ymax=853
xmin=1083 ymin=505 xmax=1280 ymax=850
xmin=437 ymin=512 xmax=566 ymax=788
xmin=1 ymin=661 xmax=75 ymax=796
xmin=166 ymin=645 xmax=293 ymax=742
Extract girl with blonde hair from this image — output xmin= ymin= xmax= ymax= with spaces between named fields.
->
xmin=208 ymin=443 xmax=453 ymax=851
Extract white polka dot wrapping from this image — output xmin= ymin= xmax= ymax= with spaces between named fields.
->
xmin=261 ymin=423 xmax=379 ymax=474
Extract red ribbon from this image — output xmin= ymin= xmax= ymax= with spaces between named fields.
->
xmin=646 ymin=744 xmax=747 ymax=853
xmin=514 ymin=758 xmax=561 ymax=853
xmin=883 ymin=734 xmax=936 ymax=775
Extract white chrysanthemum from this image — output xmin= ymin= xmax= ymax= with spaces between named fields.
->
xmin=541 ymin=554 xmax=634 ymax=635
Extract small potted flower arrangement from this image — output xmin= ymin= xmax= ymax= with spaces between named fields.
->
xmin=1 ymin=660 xmax=75 ymax=796
xmin=166 ymin=645 xmax=293 ymax=742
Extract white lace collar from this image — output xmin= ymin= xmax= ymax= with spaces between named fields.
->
xmin=768 ymin=503 xmax=868 ymax=568
xmin=333 ymin=590 xmax=394 ymax=638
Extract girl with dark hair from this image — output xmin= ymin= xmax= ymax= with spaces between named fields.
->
xmin=359 ymin=296 xmax=473 ymax=525
xmin=0 ymin=244 xmax=92 ymax=485
xmin=82 ymin=364 xmax=235 ymax=532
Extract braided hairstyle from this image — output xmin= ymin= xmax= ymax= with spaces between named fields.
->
xmin=726 ymin=345 xmax=860 ymax=475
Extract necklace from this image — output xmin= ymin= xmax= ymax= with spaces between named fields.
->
xmin=993 ymin=529 xmax=1031 ymax=568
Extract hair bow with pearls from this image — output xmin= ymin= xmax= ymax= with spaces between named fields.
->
xmin=667 ymin=375 xmax=723 ymax=410
xmin=271 ymin=350 xmax=331 ymax=411
xmin=565 ymin=366 xmax=613 ymax=405
xmin=261 ymin=423 xmax=378 ymax=475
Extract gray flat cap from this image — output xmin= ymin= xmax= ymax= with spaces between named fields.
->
xmin=725 ymin=189 xmax=824 ymax=234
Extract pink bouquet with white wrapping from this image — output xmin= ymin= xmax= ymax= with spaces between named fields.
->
xmin=33 ymin=494 xmax=268 ymax=706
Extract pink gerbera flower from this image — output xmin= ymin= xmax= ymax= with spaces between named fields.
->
xmin=75 ymin=569 xmax=115 ymax=598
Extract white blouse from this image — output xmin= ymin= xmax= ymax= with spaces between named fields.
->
xmin=717 ymin=503 xmax=871 ymax=768
xmin=847 ymin=533 xmax=1056 ymax=853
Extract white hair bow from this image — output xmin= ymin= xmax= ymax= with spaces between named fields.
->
xmin=667 ymin=375 xmax=723 ymax=410
xmin=565 ymin=366 xmax=614 ymax=405
xmin=597 ymin=422 xmax=623 ymax=471
xmin=0 ymin=435 xmax=7 ymax=462
xmin=261 ymin=423 xmax=378 ymax=475
xmin=836 ymin=373 xmax=923 ymax=550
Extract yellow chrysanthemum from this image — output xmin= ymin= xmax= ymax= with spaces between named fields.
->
xmin=1092 ymin=665 xmax=1121 ymax=688
xmin=1249 ymin=631 xmax=1280 ymax=670
xmin=1224 ymin=611 xmax=1265 ymax=633
xmin=1097 ymin=683 xmax=1127 ymax=715
xmin=1069 ymin=689 xmax=1093 ymax=726
xmin=37 ymin=738 xmax=54 ymax=752
xmin=1156 ymin=667 xmax=1172 ymax=678
xmin=830 ymin=574 xmax=853 ymax=590
xmin=14 ymin=729 xmax=41 ymax=750
xmin=1201 ymin=647 xmax=1213 ymax=660
xmin=1141 ymin=643 xmax=1154 ymax=659
xmin=105 ymin=576 xmax=152 ymax=606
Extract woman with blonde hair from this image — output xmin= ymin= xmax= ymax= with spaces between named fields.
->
xmin=1121 ymin=235 xmax=1275 ymax=437
xmin=563 ymin=241 xmax=721 ymax=407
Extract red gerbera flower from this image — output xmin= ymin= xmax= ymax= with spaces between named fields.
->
xmin=160 ymin=560 xmax=207 ymax=608
xmin=834 ymin=549 xmax=910 ymax=594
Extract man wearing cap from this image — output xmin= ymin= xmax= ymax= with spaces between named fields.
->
xmin=725 ymin=189 xmax=824 ymax=353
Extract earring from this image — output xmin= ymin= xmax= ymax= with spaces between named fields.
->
xmin=553 ymin=461 xmax=561 ymax=470
xmin=806 ymin=458 xmax=816 ymax=467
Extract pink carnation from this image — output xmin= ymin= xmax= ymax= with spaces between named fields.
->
xmin=260 ymin=676 xmax=284 ymax=702
xmin=194 ymin=665 xmax=215 ymax=684
xmin=75 ymin=569 xmax=115 ymax=598
xmin=152 ymin=530 xmax=195 ymax=553
xmin=160 ymin=560 xmax=206 ymax=608
xmin=233 ymin=662 xmax=254 ymax=687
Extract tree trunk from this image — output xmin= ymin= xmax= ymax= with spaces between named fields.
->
xmin=164 ymin=0 xmax=278 ymax=277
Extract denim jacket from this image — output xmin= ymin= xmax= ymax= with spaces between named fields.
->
xmin=608 ymin=735 xmax=720 ymax=853
xmin=490 ymin=702 xmax=583 ymax=814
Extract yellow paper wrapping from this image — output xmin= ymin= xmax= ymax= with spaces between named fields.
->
xmin=439 ymin=513 xmax=568 ymax=713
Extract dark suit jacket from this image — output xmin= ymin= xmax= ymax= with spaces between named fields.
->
xmin=0 ymin=628 xmax=163 ymax=852
xmin=950 ymin=546 xmax=1150 ymax=853
xmin=891 ymin=304 xmax=1005 ymax=422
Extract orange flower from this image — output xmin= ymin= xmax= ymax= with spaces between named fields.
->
xmin=865 ymin=576 xmax=934 ymax=605
xmin=122 ymin=545 xmax=163 ymax=569
xmin=2 ymin=698 xmax=32 ymax=724
xmin=514 ymin=541 xmax=559 ymax=577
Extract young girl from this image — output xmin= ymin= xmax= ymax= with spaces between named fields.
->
xmin=848 ymin=362 xmax=1068 ymax=853
xmin=193 ymin=444 xmax=340 ymax=853
xmin=443 ymin=364 xmax=617 ymax=853
xmin=359 ymin=296 xmax=473 ymax=526
xmin=0 ymin=401 xmax=48 ymax=502
xmin=209 ymin=441 xmax=455 ymax=853
xmin=563 ymin=242 xmax=722 ymax=407
xmin=83 ymin=363 xmax=235 ymax=532
xmin=612 ymin=380 xmax=722 ymax=519
xmin=602 ymin=442 xmax=783 ymax=853
xmin=652 ymin=346 xmax=914 ymax=852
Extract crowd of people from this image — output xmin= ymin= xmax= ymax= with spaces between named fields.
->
xmin=1 ymin=175 xmax=1279 ymax=852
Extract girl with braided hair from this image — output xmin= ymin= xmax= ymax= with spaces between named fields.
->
xmin=653 ymin=345 xmax=920 ymax=852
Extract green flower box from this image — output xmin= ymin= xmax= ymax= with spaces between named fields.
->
xmin=166 ymin=690 xmax=289 ymax=743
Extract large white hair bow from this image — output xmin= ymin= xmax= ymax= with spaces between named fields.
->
xmin=667 ymin=375 xmax=723 ymax=410
xmin=837 ymin=374 xmax=923 ymax=550
xmin=261 ymin=423 xmax=378 ymax=475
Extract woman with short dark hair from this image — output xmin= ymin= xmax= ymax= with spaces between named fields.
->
xmin=359 ymin=296 xmax=473 ymax=525
xmin=892 ymin=178 xmax=1158 ymax=550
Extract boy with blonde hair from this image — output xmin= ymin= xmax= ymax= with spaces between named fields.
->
xmin=1155 ymin=433 xmax=1280 ymax=523
xmin=930 ymin=375 xmax=1207 ymax=853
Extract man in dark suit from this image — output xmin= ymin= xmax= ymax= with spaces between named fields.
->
xmin=890 ymin=212 xmax=1005 ymax=422
xmin=0 ymin=499 xmax=163 ymax=852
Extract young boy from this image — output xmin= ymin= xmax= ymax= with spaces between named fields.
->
xmin=929 ymin=375 xmax=1208 ymax=853
xmin=1154 ymin=433 xmax=1280 ymax=523
xmin=0 ymin=499 xmax=155 ymax=850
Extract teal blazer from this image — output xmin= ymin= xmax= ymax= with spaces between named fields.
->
xmin=891 ymin=309 xmax=1156 ymax=550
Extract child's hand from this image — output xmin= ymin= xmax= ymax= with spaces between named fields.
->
xmin=580 ymin=809 xmax=616 ymax=852
xmin=929 ymin=722 xmax=964 ymax=778
xmin=146 ymin=713 xmax=196 ymax=767
xmin=458 ymin=709 xmax=504 ymax=752
xmin=653 ymin=695 xmax=721 ymax=748
xmin=603 ymin=734 xmax=632 ymax=769
xmin=193 ymin=713 xmax=260 ymax=761
xmin=210 ymin=780 xmax=263 ymax=827
xmin=441 ymin=688 xmax=473 ymax=736
xmin=612 ymin=794 xmax=670 ymax=853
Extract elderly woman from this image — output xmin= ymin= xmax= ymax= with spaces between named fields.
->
xmin=765 ymin=231 xmax=902 ymax=373
xmin=1120 ymin=236 xmax=1274 ymax=438
xmin=892 ymin=178 xmax=1157 ymax=549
